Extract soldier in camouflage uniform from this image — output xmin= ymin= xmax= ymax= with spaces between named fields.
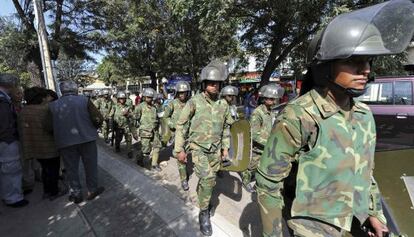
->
xmin=218 ymin=85 xmax=239 ymax=122
xmin=134 ymin=88 xmax=162 ymax=171
xmin=163 ymin=81 xmax=191 ymax=191
xmin=241 ymin=84 xmax=282 ymax=193
xmin=92 ymin=90 xmax=102 ymax=109
xmin=112 ymin=91 xmax=134 ymax=158
xmin=256 ymin=1 xmax=414 ymax=236
xmin=97 ymin=89 xmax=113 ymax=144
xmin=174 ymin=61 xmax=232 ymax=236
xmin=125 ymin=90 xmax=134 ymax=110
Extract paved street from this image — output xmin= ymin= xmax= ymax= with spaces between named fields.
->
xmin=0 ymin=139 xmax=255 ymax=237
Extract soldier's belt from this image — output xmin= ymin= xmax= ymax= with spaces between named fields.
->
xmin=252 ymin=141 xmax=265 ymax=150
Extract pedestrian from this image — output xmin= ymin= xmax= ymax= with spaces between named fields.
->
xmin=174 ymin=61 xmax=233 ymax=236
xmin=163 ymin=81 xmax=191 ymax=190
xmin=47 ymin=80 xmax=105 ymax=204
xmin=134 ymin=88 xmax=162 ymax=171
xmin=112 ymin=91 xmax=135 ymax=158
xmin=256 ymin=1 xmax=414 ymax=236
xmin=0 ymin=73 xmax=28 ymax=208
xmin=241 ymin=84 xmax=282 ymax=193
xmin=18 ymin=87 xmax=65 ymax=200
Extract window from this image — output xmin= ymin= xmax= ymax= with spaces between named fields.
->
xmin=358 ymin=82 xmax=393 ymax=104
xmin=394 ymin=81 xmax=412 ymax=105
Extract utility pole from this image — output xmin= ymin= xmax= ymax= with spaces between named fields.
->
xmin=33 ymin=0 xmax=56 ymax=91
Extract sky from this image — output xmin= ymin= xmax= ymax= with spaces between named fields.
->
xmin=0 ymin=1 xmax=104 ymax=65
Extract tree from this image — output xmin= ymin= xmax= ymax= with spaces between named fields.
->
xmin=55 ymin=53 xmax=95 ymax=86
xmin=11 ymin=0 xmax=102 ymax=86
xmin=0 ymin=16 xmax=39 ymax=87
xmin=93 ymin=0 xmax=241 ymax=88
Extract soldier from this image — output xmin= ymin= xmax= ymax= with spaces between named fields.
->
xmin=112 ymin=91 xmax=134 ymax=158
xmin=174 ymin=61 xmax=232 ymax=236
xmin=125 ymin=90 xmax=134 ymax=110
xmin=92 ymin=90 xmax=102 ymax=108
xmin=219 ymin=85 xmax=239 ymax=122
xmin=241 ymin=84 xmax=282 ymax=193
xmin=97 ymin=89 xmax=113 ymax=144
xmin=256 ymin=1 xmax=414 ymax=236
xmin=134 ymin=88 xmax=162 ymax=171
xmin=163 ymin=81 xmax=191 ymax=190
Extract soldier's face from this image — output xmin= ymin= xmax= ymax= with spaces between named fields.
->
xmin=205 ymin=81 xmax=220 ymax=95
xmin=264 ymin=98 xmax=276 ymax=107
xmin=225 ymin=95 xmax=234 ymax=104
xmin=145 ymin=96 xmax=153 ymax=104
xmin=177 ymin=92 xmax=187 ymax=101
xmin=118 ymin=98 xmax=126 ymax=104
xmin=332 ymin=55 xmax=372 ymax=90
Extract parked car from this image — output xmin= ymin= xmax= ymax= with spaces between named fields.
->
xmin=357 ymin=76 xmax=414 ymax=237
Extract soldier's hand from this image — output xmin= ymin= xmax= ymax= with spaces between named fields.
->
xmin=221 ymin=149 xmax=229 ymax=161
xmin=367 ymin=216 xmax=389 ymax=237
xmin=177 ymin=151 xmax=187 ymax=163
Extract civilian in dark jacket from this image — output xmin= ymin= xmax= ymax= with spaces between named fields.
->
xmin=0 ymin=73 xmax=28 ymax=207
xmin=47 ymin=80 xmax=104 ymax=203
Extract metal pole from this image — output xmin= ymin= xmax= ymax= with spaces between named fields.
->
xmin=33 ymin=0 xmax=56 ymax=91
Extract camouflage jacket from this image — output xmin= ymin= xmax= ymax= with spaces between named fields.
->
xmin=92 ymin=97 xmax=101 ymax=108
xmin=250 ymin=104 xmax=275 ymax=153
xmin=98 ymin=98 xmax=113 ymax=119
xmin=256 ymin=89 xmax=385 ymax=232
xmin=174 ymin=92 xmax=232 ymax=154
xmin=134 ymin=101 xmax=158 ymax=138
xmin=125 ymin=98 xmax=134 ymax=110
xmin=163 ymin=98 xmax=186 ymax=130
xmin=112 ymin=103 xmax=133 ymax=128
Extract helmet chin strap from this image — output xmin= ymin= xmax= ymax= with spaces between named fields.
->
xmin=327 ymin=80 xmax=367 ymax=97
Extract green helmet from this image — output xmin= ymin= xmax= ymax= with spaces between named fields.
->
xmin=142 ymin=88 xmax=156 ymax=98
xmin=116 ymin=91 xmax=126 ymax=99
xmin=200 ymin=60 xmax=228 ymax=82
xmin=0 ymin=73 xmax=19 ymax=87
xmin=175 ymin=81 xmax=191 ymax=92
xmin=259 ymin=84 xmax=284 ymax=99
xmin=221 ymin=85 xmax=239 ymax=96
xmin=59 ymin=80 xmax=78 ymax=95
xmin=307 ymin=0 xmax=414 ymax=65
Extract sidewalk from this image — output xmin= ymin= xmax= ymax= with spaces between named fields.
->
xmin=0 ymin=140 xmax=246 ymax=237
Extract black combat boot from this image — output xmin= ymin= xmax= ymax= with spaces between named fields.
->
xmin=199 ymin=209 xmax=212 ymax=236
xmin=181 ymin=180 xmax=189 ymax=191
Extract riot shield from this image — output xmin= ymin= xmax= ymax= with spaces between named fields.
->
xmin=221 ymin=119 xmax=252 ymax=172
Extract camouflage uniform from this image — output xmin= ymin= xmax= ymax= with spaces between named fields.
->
xmin=164 ymin=98 xmax=187 ymax=181
xmin=241 ymin=104 xmax=274 ymax=186
xmin=256 ymin=89 xmax=386 ymax=237
xmin=112 ymin=102 xmax=134 ymax=154
xmin=97 ymin=98 xmax=113 ymax=141
xmin=174 ymin=92 xmax=232 ymax=210
xmin=125 ymin=98 xmax=134 ymax=110
xmin=134 ymin=101 xmax=161 ymax=166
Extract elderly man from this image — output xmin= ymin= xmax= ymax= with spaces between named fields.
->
xmin=47 ymin=80 xmax=105 ymax=204
xmin=0 ymin=73 xmax=28 ymax=207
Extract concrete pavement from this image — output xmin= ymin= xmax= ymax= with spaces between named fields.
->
xmin=0 ymin=139 xmax=252 ymax=237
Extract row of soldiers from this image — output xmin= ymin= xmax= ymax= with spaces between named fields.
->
xmin=171 ymin=61 xmax=284 ymax=236
xmin=88 ymin=61 xmax=283 ymax=236
xmin=91 ymin=88 xmax=164 ymax=170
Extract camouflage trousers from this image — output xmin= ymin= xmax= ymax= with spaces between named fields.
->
xmin=192 ymin=149 xmax=221 ymax=210
xmin=241 ymin=151 xmax=261 ymax=186
xmin=138 ymin=134 xmax=161 ymax=166
xmin=115 ymin=127 xmax=132 ymax=152
xmin=102 ymin=119 xmax=110 ymax=140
